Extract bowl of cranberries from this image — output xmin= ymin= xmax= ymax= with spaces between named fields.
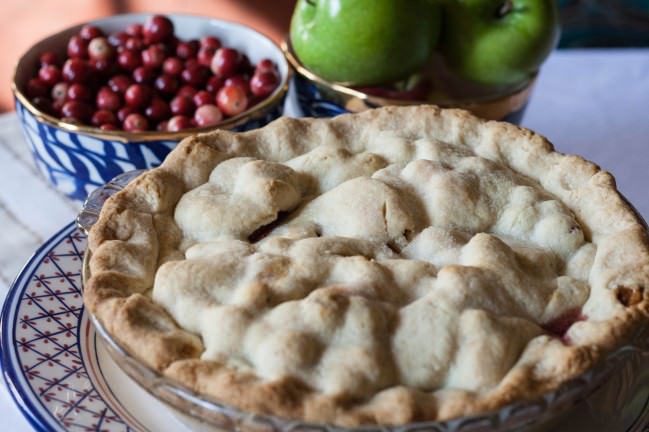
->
xmin=12 ymin=13 xmax=290 ymax=201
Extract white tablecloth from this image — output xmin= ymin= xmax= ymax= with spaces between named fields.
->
xmin=1 ymin=48 xmax=648 ymax=431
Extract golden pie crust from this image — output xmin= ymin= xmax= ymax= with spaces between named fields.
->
xmin=84 ymin=106 xmax=649 ymax=426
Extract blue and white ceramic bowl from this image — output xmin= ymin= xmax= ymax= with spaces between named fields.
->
xmin=12 ymin=14 xmax=290 ymax=201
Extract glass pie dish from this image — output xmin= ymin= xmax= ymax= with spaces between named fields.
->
xmin=77 ymin=170 xmax=649 ymax=432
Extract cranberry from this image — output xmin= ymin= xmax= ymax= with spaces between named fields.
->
xmin=40 ymin=51 xmax=59 ymax=67
xmin=181 ymin=64 xmax=209 ymax=87
xmin=177 ymin=85 xmax=197 ymax=99
xmin=108 ymin=74 xmax=133 ymax=94
xmin=211 ymin=48 xmax=241 ymax=78
xmin=117 ymin=106 xmax=137 ymax=122
xmin=162 ymin=57 xmax=183 ymax=76
xmin=125 ymin=37 xmax=144 ymax=51
xmin=224 ymin=74 xmax=249 ymax=88
xmin=92 ymin=58 xmax=118 ymax=78
xmin=154 ymin=74 xmax=178 ymax=96
xmin=79 ymin=24 xmax=103 ymax=40
xmin=176 ymin=40 xmax=199 ymax=59
xmin=143 ymin=15 xmax=174 ymax=44
xmin=96 ymin=87 xmax=122 ymax=111
xmin=67 ymin=35 xmax=88 ymax=59
xmin=167 ymin=115 xmax=192 ymax=131
xmin=194 ymin=104 xmax=222 ymax=127
xmin=216 ymin=85 xmax=247 ymax=117
xmin=87 ymin=37 xmax=113 ymax=61
xmin=108 ymin=31 xmax=129 ymax=48
xmin=38 ymin=65 xmax=62 ymax=86
xmin=52 ymin=98 xmax=66 ymax=113
xmin=123 ymin=113 xmax=149 ymax=131
xmin=118 ymin=49 xmax=142 ymax=71
xmin=125 ymin=23 xmax=143 ymax=37
xmin=61 ymin=100 xmax=92 ymax=123
xmin=193 ymin=90 xmax=213 ymax=107
xmin=124 ymin=84 xmax=153 ymax=108
xmin=26 ymin=78 xmax=49 ymax=98
xmin=200 ymin=36 xmax=221 ymax=50
xmin=133 ymin=66 xmax=156 ymax=84
xmin=91 ymin=109 xmax=117 ymax=126
xmin=197 ymin=46 xmax=216 ymax=67
xmin=67 ymin=83 xmax=92 ymax=102
xmin=156 ymin=120 xmax=168 ymax=131
xmin=31 ymin=97 xmax=56 ymax=116
xmin=170 ymin=95 xmax=195 ymax=116
xmin=50 ymin=82 xmax=69 ymax=101
xmin=206 ymin=75 xmax=224 ymax=93
xmin=142 ymin=45 xmax=166 ymax=68
xmin=255 ymin=58 xmax=277 ymax=75
xmin=100 ymin=123 xmax=118 ymax=131
xmin=62 ymin=59 xmax=92 ymax=83
xmin=250 ymin=71 xmax=279 ymax=97
xmin=145 ymin=97 xmax=171 ymax=122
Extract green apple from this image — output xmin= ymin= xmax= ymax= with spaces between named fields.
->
xmin=440 ymin=0 xmax=560 ymax=86
xmin=290 ymin=0 xmax=441 ymax=85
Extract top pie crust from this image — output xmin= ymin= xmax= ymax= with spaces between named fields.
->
xmin=85 ymin=105 xmax=649 ymax=426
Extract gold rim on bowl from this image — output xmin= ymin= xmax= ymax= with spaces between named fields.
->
xmin=12 ymin=14 xmax=292 ymax=143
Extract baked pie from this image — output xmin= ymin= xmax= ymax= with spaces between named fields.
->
xmin=85 ymin=106 xmax=649 ymax=426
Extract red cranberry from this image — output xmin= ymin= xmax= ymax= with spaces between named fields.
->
xmin=50 ymin=82 xmax=69 ymax=101
xmin=117 ymin=106 xmax=137 ymax=122
xmin=154 ymin=74 xmax=178 ymax=96
xmin=108 ymin=75 xmax=133 ymax=94
xmin=88 ymin=37 xmax=113 ymax=61
xmin=96 ymin=87 xmax=122 ymax=111
xmin=177 ymin=85 xmax=197 ymax=99
xmin=205 ymin=75 xmax=224 ymax=93
xmin=167 ymin=115 xmax=192 ymax=131
xmin=118 ymin=50 xmax=141 ymax=71
xmin=91 ymin=58 xmax=118 ymax=78
xmin=38 ymin=65 xmax=62 ymax=86
xmin=79 ymin=24 xmax=103 ymax=40
xmin=100 ymin=123 xmax=118 ymax=131
xmin=67 ymin=83 xmax=92 ymax=102
xmin=62 ymin=59 xmax=92 ymax=83
xmin=125 ymin=23 xmax=143 ymax=37
xmin=91 ymin=109 xmax=117 ymax=126
xmin=61 ymin=100 xmax=92 ymax=123
xmin=176 ymin=40 xmax=199 ymax=59
xmin=26 ymin=78 xmax=49 ymax=98
xmin=53 ymin=98 xmax=65 ymax=113
xmin=184 ymin=58 xmax=199 ymax=70
xmin=194 ymin=104 xmax=223 ymax=127
xmin=124 ymin=84 xmax=153 ymax=108
xmin=197 ymin=46 xmax=216 ymax=67
xmin=211 ymin=48 xmax=241 ymax=78
xmin=216 ymin=85 xmax=247 ymax=117
xmin=162 ymin=57 xmax=183 ymax=76
xmin=125 ymin=37 xmax=144 ymax=51
xmin=224 ymin=75 xmax=249 ymax=91
xmin=133 ymin=66 xmax=156 ymax=84
xmin=123 ymin=113 xmax=149 ymax=131
xmin=181 ymin=64 xmax=209 ymax=87
xmin=170 ymin=95 xmax=195 ymax=116
xmin=156 ymin=120 xmax=168 ymax=131
xmin=200 ymin=36 xmax=221 ymax=50
xmin=31 ymin=97 xmax=56 ymax=116
xmin=40 ymin=51 xmax=59 ymax=67
xmin=193 ymin=90 xmax=213 ymax=107
xmin=250 ymin=71 xmax=279 ymax=97
xmin=145 ymin=98 xmax=171 ymax=122
xmin=255 ymin=58 xmax=277 ymax=75
xmin=67 ymin=35 xmax=88 ymax=59
xmin=143 ymin=15 xmax=174 ymax=44
xmin=142 ymin=45 xmax=166 ymax=68
xmin=108 ymin=31 xmax=129 ymax=48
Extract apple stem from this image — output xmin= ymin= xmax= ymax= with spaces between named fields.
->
xmin=497 ymin=0 xmax=514 ymax=18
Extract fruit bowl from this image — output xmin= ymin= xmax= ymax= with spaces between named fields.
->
xmin=283 ymin=41 xmax=535 ymax=124
xmin=12 ymin=13 xmax=290 ymax=201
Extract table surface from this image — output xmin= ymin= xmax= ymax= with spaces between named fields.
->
xmin=1 ymin=48 xmax=648 ymax=431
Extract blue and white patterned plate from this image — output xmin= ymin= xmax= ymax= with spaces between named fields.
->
xmin=2 ymin=223 xmax=649 ymax=432
xmin=0 ymin=223 xmax=204 ymax=432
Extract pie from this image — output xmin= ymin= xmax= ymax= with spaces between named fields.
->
xmin=84 ymin=105 xmax=649 ymax=426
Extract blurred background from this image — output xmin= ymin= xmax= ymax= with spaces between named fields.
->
xmin=0 ymin=0 xmax=648 ymax=113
